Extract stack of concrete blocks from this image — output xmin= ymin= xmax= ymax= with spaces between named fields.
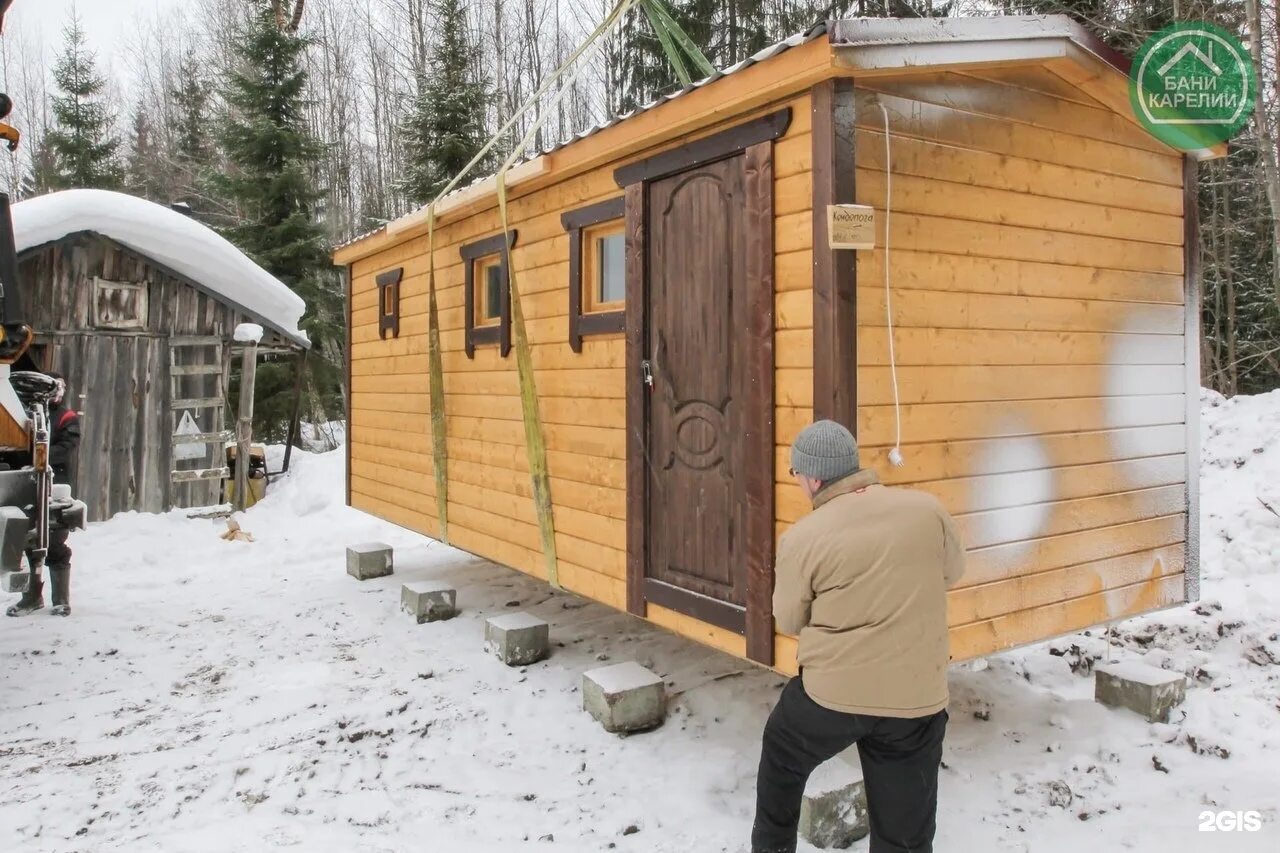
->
xmin=485 ymin=612 xmax=550 ymax=666
xmin=1094 ymin=660 xmax=1188 ymax=722
xmin=346 ymin=542 xmax=393 ymax=580
xmin=797 ymin=755 xmax=869 ymax=849
xmin=582 ymin=662 xmax=666 ymax=733
xmin=401 ymin=580 xmax=458 ymax=624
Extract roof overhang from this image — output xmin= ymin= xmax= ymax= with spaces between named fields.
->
xmin=829 ymin=15 xmax=1130 ymax=75
xmin=830 ymin=15 xmax=1227 ymax=161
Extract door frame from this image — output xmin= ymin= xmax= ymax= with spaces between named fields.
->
xmin=615 ymin=108 xmax=788 ymax=665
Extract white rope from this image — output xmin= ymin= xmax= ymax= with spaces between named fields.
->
xmin=878 ymin=101 xmax=904 ymax=468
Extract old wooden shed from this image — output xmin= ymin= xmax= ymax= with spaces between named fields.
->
xmin=335 ymin=16 xmax=1219 ymax=671
xmin=12 ymin=189 xmax=310 ymax=520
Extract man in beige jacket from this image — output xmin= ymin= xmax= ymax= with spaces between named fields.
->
xmin=752 ymin=420 xmax=965 ymax=853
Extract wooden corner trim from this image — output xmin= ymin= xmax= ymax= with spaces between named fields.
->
xmin=376 ymin=267 xmax=403 ymax=339
xmin=1183 ymin=156 xmax=1201 ymax=604
xmin=623 ymin=182 xmax=646 ymax=617
xmin=461 ymin=230 xmax=518 ymax=359
xmin=744 ymin=138 xmax=776 ymax=666
xmin=343 ymin=265 xmax=353 ymax=508
xmin=810 ymin=79 xmax=857 ymax=432
xmin=613 ymin=108 xmax=793 ymax=187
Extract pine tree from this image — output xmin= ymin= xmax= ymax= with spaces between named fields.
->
xmin=124 ymin=103 xmax=165 ymax=201
xmin=45 ymin=13 xmax=122 ymax=190
xmin=401 ymin=0 xmax=490 ymax=205
xmin=218 ymin=1 xmax=343 ymax=436
xmin=22 ymin=136 xmax=60 ymax=198
xmin=170 ymin=50 xmax=219 ymax=214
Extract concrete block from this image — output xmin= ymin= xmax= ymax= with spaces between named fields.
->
xmin=485 ymin=612 xmax=549 ymax=666
xmin=799 ymin=765 xmax=869 ymax=850
xmin=346 ymin=542 xmax=393 ymax=580
xmin=582 ymin=662 xmax=666 ymax=733
xmin=1095 ymin=660 xmax=1187 ymax=723
xmin=401 ymin=581 xmax=457 ymax=623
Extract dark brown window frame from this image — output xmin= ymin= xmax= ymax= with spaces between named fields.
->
xmin=376 ymin=267 xmax=403 ymax=339
xmin=461 ymin=230 xmax=518 ymax=358
xmin=562 ymin=196 xmax=625 ymax=353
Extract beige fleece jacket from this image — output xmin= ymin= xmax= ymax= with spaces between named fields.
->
xmin=773 ymin=468 xmax=965 ymax=718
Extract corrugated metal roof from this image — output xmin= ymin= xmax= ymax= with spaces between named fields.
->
xmin=335 ymin=14 xmax=1131 ymax=253
xmin=334 ymin=21 xmax=828 ymax=252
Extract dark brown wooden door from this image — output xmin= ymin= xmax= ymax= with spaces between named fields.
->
xmin=642 ymin=155 xmax=750 ymax=628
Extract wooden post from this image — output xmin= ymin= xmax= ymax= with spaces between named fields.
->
xmin=234 ymin=342 xmax=258 ymax=512
xmin=282 ymin=348 xmax=307 ymax=474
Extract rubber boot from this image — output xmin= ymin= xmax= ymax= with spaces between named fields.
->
xmin=50 ymin=568 xmax=70 ymax=617
xmin=6 ymin=574 xmax=44 ymax=616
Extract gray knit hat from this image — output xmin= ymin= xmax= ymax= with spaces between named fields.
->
xmin=790 ymin=420 xmax=860 ymax=482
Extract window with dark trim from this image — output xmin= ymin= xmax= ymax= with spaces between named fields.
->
xmin=376 ymin=267 xmax=403 ymax=339
xmin=562 ymin=197 xmax=625 ymax=353
xmin=461 ymin=230 xmax=517 ymax=358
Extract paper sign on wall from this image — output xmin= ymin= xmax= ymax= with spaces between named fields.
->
xmin=827 ymin=204 xmax=876 ymax=250
xmin=174 ymin=410 xmax=205 ymax=461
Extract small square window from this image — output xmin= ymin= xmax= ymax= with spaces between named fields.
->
xmin=460 ymin=230 xmax=516 ymax=358
xmin=562 ymin=197 xmax=626 ymax=354
xmin=376 ymin=267 xmax=402 ymax=339
xmin=475 ymin=255 xmax=503 ymax=327
xmin=585 ymin=226 xmax=625 ymax=312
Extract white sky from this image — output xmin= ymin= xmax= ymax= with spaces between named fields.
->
xmin=7 ymin=0 xmax=185 ymax=64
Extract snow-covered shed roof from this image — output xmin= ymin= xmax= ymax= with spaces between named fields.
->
xmin=14 ymin=189 xmax=309 ymax=348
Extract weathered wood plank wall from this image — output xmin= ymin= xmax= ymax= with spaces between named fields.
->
xmin=17 ymin=233 xmax=260 ymax=520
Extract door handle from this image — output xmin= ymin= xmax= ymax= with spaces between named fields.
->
xmin=641 ymin=359 xmax=654 ymax=388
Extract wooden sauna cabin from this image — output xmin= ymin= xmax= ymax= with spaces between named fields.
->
xmin=336 ymin=15 xmax=1219 ymax=672
xmin=11 ymin=189 xmax=310 ymax=521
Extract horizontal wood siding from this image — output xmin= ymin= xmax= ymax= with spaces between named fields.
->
xmin=818 ymin=67 xmax=1190 ymax=663
xmin=349 ymin=97 xmax=811 ymax=628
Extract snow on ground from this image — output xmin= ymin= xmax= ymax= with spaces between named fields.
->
xmin=2 ymin=393 xmax=1278 ymax=852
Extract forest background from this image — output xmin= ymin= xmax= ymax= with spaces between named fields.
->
xmin=1 ymin=0 xmax=1276 ymax=438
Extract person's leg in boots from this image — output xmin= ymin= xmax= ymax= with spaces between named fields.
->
xmin=47 ymin=529 xmax=71 ymax=616
xmin=752 ymin=678 xmax=869 ymax=853
xmin=6 ymin=556 xmax=44 ymax=617
xmin=856 ymin=709 xmax=948 ymax=853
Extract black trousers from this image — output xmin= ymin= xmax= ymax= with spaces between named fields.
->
xmin=26 ymin=528 xmax=72 ymax=573
xmin=752 ymin=677 xmax=948 ymax=853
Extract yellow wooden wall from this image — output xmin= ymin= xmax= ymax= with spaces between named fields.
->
xmin=348 ymin=60 xmax=1191 ymax=673
xmin=348 ymin=95 xmax=813 ymax=639
xmin=781 ymin=66 xmax=1187 ymax=666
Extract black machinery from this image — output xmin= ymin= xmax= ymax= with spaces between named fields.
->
xmin=0 ymin=0 xmax=89 ymax=595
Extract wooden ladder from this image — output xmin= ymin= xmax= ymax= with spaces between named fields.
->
xmin=169 ymin=336 xmax=231 ymax=487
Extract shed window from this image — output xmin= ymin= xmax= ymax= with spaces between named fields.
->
xmin=562 ymin=197 xmax=626 ymax=353
xmin=93 ymin=277 xmax=148 ymax=330
xmin=460 ymin=230 xmax=517 ymax=358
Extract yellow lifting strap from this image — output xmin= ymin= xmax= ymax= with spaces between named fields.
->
xmin=418 ymin=0 xmax=706 ymax=582
xmin=425 ymin=208 xmax=448 ymax=542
